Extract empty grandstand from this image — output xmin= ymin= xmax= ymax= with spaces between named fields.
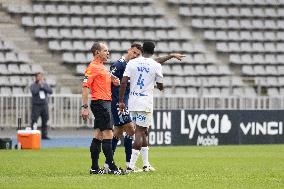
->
xmin=1 ymin=0 xmax=283 ymax=96
xmin=1 ymin=0 xmax=284 ymax=127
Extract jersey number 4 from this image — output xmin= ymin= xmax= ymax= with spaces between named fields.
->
xmin=136 ymin=74 xmax=144 ymax=89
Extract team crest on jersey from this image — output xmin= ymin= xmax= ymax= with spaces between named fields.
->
xmin=118 ymin=58 xmax=124 ymax=63
xmin=83 ymin=76 xmax=88 ymax=83
xmin=110 ymin=67 xmax=117 ymax=74
xmin=85 ymin=70 xmax=92 ymax=76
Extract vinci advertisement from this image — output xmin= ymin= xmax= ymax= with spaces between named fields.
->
xmin=149 ymin=110 xmax=284 ymax=146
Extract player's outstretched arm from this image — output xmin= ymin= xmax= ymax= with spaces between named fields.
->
xmin=154 ymin=53 xmax=186 ymax=64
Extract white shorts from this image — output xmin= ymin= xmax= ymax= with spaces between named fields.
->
xmin=130 ymin=111 xmax=153 ymax=128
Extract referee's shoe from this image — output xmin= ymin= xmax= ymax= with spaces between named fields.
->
xmin=89 ymin=168 xmax=104 ymax=174
xmin=107 ymin=164 xmax=126 ymax=175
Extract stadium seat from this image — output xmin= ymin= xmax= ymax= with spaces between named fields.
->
xmin=46 ymin=16 xmax=59 ymax=27
xmin=0 ymin=77 xmax=9 ymax=86
xmin=34 ymin=16 xmax=46 ymax=27
xmin=184 ymin=77 xmax=196 ymax=86
xmin=59 ymin=29 xmax=71 ymax=39
xmin=45 ymin=76 xmax=56 ymax=86
xmin=61 ymin=41 xmax=73 ymax=51
xmin=84 ymin=29 xmax=96 ymax=39
xmin=267 ymin=77 xmax=279 ymax=87
xmin=109 ymin=41 xmax=121 ymax=52
xmin=22 ymin=16 xmax=34 ymax=27
xmin=107 ymin=17 xmax=119 ymax=28
xmin=184 ymin=65 xmax=197 ymax=76
xmin=187 ymin=87 xmax=198 ymax=97
xmin=244 ymin=87 xmax=256 ymax=96
xmin=47 ymin=29 xmax=60 ymax=39
xmin=172 ymin=64 xmax=184 ymax=76
xmin=31 ymin=64 xmax=43 ymax=73
xmin=267 ymin=88 xmax=279 ymax=96
xmin=45 ymin=4 xmax=57 ymax=14
xmin=220 ymin=77 xmax=230 ymax=87
xmin=73 ymin=41 xmax=86 ymax=51
xmin=57 ymin=5 xmax=69 ymax=15
xmin=60 ymin=87 xmax=72 ymax=94
xmin=69 ymin=5 xmax=81 ymax=15
xmin=12 ymin=87 xmax=24 ymax=95
xmin=59 ymin=17 xmax=71 ymax=27
xmin=0 ymin=87 xmax=12 ymax=95
xmin=144 ymin=31 xmax=156 ymax=41
xmin=82 ymin=17 xmax=95 ymax=27
xmin=173 ymin=76 xmax=185 ymax=86
xmin=143 ymin=18 xmax=156 ymax=28
xmin=76 ymin=64 xmax=86 ymax=75
xmin=232 ymin=77 xmax=244 ymax=86
xmin=8 ymin=64 xmax=21 ymax=74
xmin=108 ymin=30 xmax=121 ymax=40
xmin=195 ymin=65 xmax=207 ymax=75
xmin=35 ymin=28 xmax=47 ymax=39
xmin=175 ymin=87 xmax=187 ymax=94
xmin=19 ymin=64 xmax=32 ymax=74
xmin=62 ymin=52 xmax=74 ymax=64
xmin=10 ymin=76 xmax=24 ymax=86
xmin=194 ymin=54 xmax=206 ymax=64
xmin=72 ymin=29 xmax=84 ymax=39
xmin=75 ymin=53 xmax=87 ymax=63
xmin=49 ymin=41 xmax=61 ymax=51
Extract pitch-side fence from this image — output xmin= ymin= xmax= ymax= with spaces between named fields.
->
xmin=0 ymin=94 xmax=284 ymax=128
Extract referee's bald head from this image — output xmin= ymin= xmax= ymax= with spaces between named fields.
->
xmin=91 ymin=42 xmax=101 ymax=56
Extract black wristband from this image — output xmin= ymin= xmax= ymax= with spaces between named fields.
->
xmin=81 ymin=104 xmax=88 ymax=109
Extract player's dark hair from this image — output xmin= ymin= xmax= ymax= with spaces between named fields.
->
xmin=131 ymin=43 xmax=142 ymax=51
xmin=91 ymin=42 xmax=101 ymax=55
xmin=35 ymin=72 xmax=42 ymax=77
xmin=142 ymin=41 xmax=155 ymax=55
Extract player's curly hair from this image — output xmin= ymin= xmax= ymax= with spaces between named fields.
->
xmin=143 ymin=41 xmax=155 ymax=55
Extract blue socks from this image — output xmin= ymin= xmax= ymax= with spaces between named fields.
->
xmin=124 ymin=134 xmax=133 ymax=163
xmin=106 ymin=135 xmax=133 ymax=165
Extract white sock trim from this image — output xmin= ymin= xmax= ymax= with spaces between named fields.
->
xmin=129 ymin=149 xmax=140 ymax=169
xmin=141 ymin=146 xmax=149 ymax=150
xmin=141 ymin=146 xmax=149 ymax=167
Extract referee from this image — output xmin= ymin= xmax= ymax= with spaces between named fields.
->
xmin=81 ymin=42 xmax=122 ymax=175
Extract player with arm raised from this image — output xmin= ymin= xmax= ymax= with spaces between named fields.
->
xmin=109 ymin=43 xmax=185 ymax=170
xmin=119 ymin=41 xmax=164 ymax=172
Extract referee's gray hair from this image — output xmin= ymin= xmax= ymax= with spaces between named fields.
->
xmin=91 ymin=42 xmax=101 ymax=55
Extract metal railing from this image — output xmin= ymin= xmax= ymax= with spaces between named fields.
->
xmin=1 ymin=94 xmax=284 ymax=128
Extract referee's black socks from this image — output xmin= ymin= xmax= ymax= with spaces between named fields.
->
xmin=90 ymin=138 xmax=101 ymax=170
xmin=112 ymin=136 xmax=119 ymax=154
xmin=102 ymin=139 xmax=116 ymax=170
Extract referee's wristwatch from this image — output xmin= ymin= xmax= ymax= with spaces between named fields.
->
xmin=81 ymin=104 xmax=88 ymax=109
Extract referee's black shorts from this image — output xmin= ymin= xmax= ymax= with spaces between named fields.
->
xmin=90 ymin=100 xmax=113 ymax=131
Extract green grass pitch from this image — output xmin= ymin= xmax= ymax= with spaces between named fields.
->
xmin=0 ymin=145 xmax=283 ymax=189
